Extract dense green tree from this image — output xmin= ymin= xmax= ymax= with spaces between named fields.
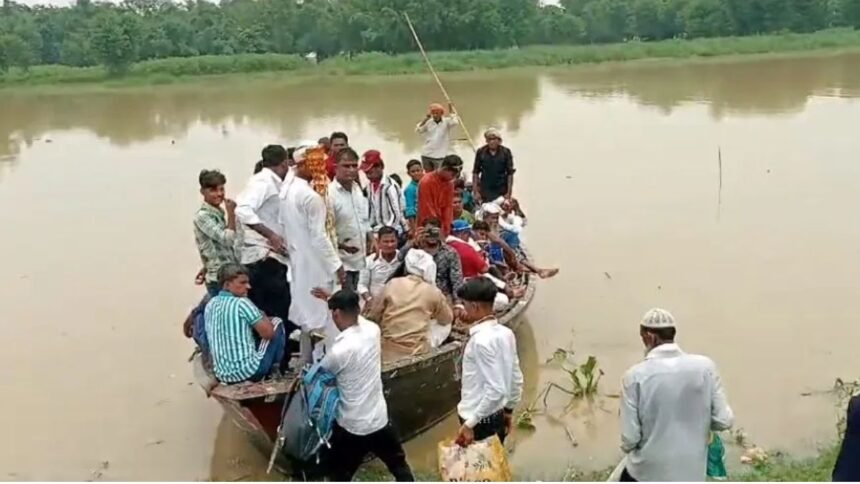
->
xmin=0 ymin=0 xmax=858 ymax=75
xmin=91 ymin=11 xmax=141 ymax=73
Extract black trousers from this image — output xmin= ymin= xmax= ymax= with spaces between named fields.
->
xmin=620 ymin=468 xmax=638 ymax=482
xmin=246 ymin=258 xmax=297 ymax=336
xmin=343 ymin=270 xmax=360 ymax=292
xmin=323 ymin=422 xmax=414 ymax=482
xmin=459 ymin=411 xmax=507 ymax=444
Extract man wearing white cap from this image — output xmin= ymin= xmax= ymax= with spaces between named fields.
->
xmin=619 ymin=308 xmax=734 ymax=482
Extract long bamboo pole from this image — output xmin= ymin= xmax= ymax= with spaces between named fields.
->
xmin=403 ymin=12 xmax=478 ymax=152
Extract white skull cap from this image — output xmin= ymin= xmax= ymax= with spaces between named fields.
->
xmin=641 ymin=308 xmax=675 ymax=329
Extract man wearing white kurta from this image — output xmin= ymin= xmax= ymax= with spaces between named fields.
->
xmin=619 ymin=308 xmax=734 ymax=482
xmin=279 ymin=146 xmax=343 ymax=357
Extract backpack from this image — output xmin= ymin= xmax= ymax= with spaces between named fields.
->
xmin=275 ymin=362 xmax=340 ymax=464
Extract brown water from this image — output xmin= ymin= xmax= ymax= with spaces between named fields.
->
xmin=2 ymin=51 xmax=860 ymax=480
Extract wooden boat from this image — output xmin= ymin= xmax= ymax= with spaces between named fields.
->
xmin=192 ymin=258 xmax=537 ymax=470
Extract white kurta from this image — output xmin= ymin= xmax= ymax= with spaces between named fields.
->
xmin=279 ymin=176 xmax=342 ymax=347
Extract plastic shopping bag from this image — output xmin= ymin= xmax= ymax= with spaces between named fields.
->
xmin=707 ymin=433 xmax=728 ymax=480
xmin=437 ymin=435 xmax=512 ymax=482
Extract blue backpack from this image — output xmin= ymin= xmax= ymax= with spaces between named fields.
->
xmin=273 ymin=362 xmax=340 ymax=465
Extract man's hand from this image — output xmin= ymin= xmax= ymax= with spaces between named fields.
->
xmin=448 ymin=102 xmax=455 ymax=114
xmin=455 ymin=424 xmax=474 ymax=447
xmin=224 ymin=198 xmax=237 ymax=213
xmin=336 ymin=267 xmax=346 ymax=286
xmin=194 ymin=268 xmax=205 ymax=285
xmin=182 ymin=312 xmax=194 ymax=338
xmin=453 ymin=305 xmax=466 ymax=321
xmin=310 ymin=287 xmax=331 ymax=301
xmin=472 ymin=189 xmax=482 ymax=205
xmin=268 ymin=234 xmax=287 ymax=255
xmin=504 ymin=412 xmax=513 ymax=436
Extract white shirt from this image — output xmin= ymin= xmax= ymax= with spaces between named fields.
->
xmin=357 ymin=251 xmax=401 ymax=300
xmin=279 ymin=176 xmax=341 ymax=340
xmin=367 ymin=176 xmax=407 ymax=234
xmin=457 ymin=318 xmax=523 ymax=428
xmin=320 ymin=317 xmax=388 ymax=436
xmin=621 ymin=343 xmax=734 ymax=482
xmin=236 ymin=167 xmax=288 ymax=265
xmin=416 ymin=115 xmax=459 ymax=159
xmin=329 ymin=179 xmax=371 ymax=272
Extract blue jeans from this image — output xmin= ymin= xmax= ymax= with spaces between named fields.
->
xmin=249 ymin=320 xmax=286 ymax=382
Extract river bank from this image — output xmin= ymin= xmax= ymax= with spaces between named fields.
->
xmin=2 ymin=28 xmax=860 ymax=89
xmin=351 ymin=440 xmax=840 ymax=481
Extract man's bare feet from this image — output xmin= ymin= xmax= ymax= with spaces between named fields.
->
xmin=508 ymin=286 xmax=526 ymax=299
xmin=538 ymin=268 xmax=560 ymax=279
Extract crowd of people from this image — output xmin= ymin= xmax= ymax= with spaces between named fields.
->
xmin=178 ymin=102 xmax=844 ymax=483
xmin=182 ymin=103 xmax=550 ymax=480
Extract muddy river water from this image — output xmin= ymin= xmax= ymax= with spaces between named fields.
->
xmin=2 ymin=52 xmax=860 ymax=480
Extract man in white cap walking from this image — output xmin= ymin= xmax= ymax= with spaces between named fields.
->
xmin=619 ymin=308 xmax=734 ymax=482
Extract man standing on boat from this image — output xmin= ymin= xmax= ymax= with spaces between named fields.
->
xmin=280 ymin=145 xmax=344 ymax=358
xmin=312 ymin=289 xmax=415 ymax=482
xmin=361 ymin=149 xmax=408 ymax=238
xmin=455 ymin=278 xmax=523 ymax=447
xmin=236 ymin=145 xmax=294 ymax=335
xmin=193 ymin=169 xmax=242 ymax=297
xmin=325 ymin=131 xmax=349 ymax=180
xmin=329 ymin=147 xmax=372 ymax=292
xmin=417 ymin=154 xmax=462 ymax=238
xmin=472 ymin=128 xmax=515 ymax=205
xmin=619 ymin=308 xmax=734 ymax=482
xmin=416 ymin=102 xmax=458 ymax=172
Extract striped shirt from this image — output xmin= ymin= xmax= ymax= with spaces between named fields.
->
xmin=193 ymin=203 xmax=243 ymax=284
xmin=204 ymin=291 xmax=265 ymax=383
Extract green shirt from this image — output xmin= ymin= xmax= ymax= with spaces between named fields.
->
xmin=457 ymin=210 xmax=476 ymax=224
xmin=193 ymin=203 xmax=242 ymax=283
xmin=204 ymin=291 xmax=264 ymax=383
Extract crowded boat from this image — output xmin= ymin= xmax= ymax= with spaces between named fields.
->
xmin=183 ymin=102 xmax=558 ymax=480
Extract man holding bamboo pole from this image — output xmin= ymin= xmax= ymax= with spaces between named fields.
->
xmin=416 ymin=102 xmax=459 ymax=172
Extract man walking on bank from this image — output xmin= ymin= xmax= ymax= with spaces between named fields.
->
xmin=455 ymin=278 xmax=523 ymax=446
xmin=619 ymin=308 xmax=734 ymax=482
xmin=313 ymin=289 xmax=415 ymax=482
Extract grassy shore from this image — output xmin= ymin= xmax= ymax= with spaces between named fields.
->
xmin=349 ymin=441 xmax=841 ymax=481
xmin=2 ymin=28 xmax=860 ymax=89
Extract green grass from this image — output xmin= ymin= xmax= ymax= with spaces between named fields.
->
xmin=3 ymin=28 xmax=860 ymax=89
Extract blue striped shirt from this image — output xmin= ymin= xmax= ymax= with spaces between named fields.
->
xmin=204 ymin=291 xmax=264 ymax=383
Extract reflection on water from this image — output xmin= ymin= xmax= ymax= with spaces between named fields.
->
xmin=2 ymin=52 xmax=860 ymax=480
xmin=548 ymin=51 xmax=860 ymax=118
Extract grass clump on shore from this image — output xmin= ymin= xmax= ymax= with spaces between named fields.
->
xmin=3 ymin=29 xmax=860 ymax=89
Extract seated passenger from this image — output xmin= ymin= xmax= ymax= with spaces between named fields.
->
xmin=365 ymin=249 xmax=453 ymax=361
xmin=479 ymin=204 xmax=559 ymax=280
xmin=454 ymin=190 xmax=476 ymax=224
xmin=447 ymin=220 xmax=524 ymax=310
xmin=358 ymin=226 xmax=401 ymax=306
xmin=205 ymin=263 xmax=286 ymax=384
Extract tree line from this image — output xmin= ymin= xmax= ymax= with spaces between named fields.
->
xmin=1 ymin=0 xmax=860 ymax=74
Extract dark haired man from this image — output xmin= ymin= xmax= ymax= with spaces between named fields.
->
xmin=326 ymin=131 xmax=349 ymax=180
xmin=194 ymin=169 xmax=242 ymax=296
xmin=236 ymin=145 xmax=293 ymax=331
xmin=361 ymin=150 xmax=407 ymax=237
xmin=358 ymin=226 xmax=401 ymax=305
xmin=204 ymin=264 xmax=285 ymax=383
xmin=472 ymin=128 xmax=515 ymax=204
xmin=454 ymin=278 xmax=523 ymax=447
xmin=619 ymin=308 xmax=734 ymax=482
xmin=311 ymin=289 xmax=415 ymax=482
xmin=330 ymin=147 xmax=371 ymax=292
xmin=417 ymin=154 xmax=462 ymax=237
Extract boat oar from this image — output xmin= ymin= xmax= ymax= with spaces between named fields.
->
xmin=403 ymin=12 xmax=478 ymax=153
